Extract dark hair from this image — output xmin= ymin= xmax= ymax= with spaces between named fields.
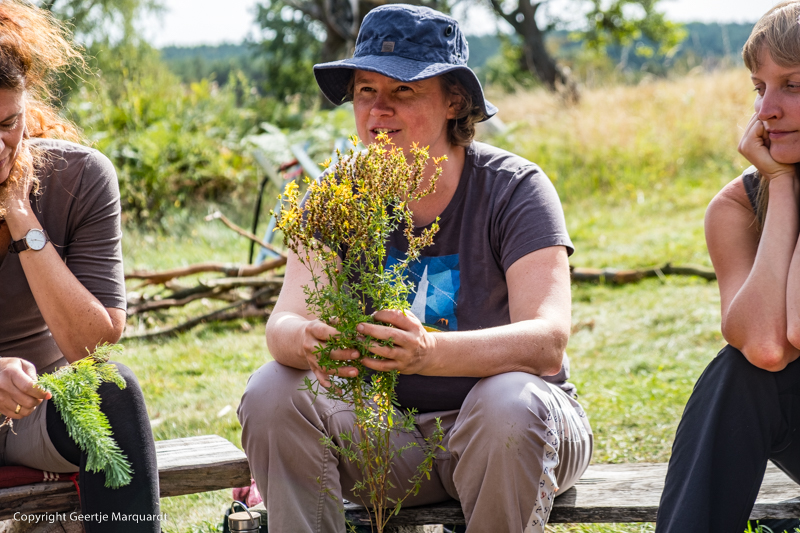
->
xmin=438 ymin=71 xmax=485 ymax=147
xmin=345 ymin=71 xmax=486 ymax=147
xmin=742 ymin=1 xmax=800 ymax=231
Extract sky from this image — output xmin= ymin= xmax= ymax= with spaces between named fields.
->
xmin=145 ymin=0 xmax=780 ymax=48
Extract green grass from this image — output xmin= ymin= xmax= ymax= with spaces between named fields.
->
xmin=117 ymin=71 xmax=762 ymax=532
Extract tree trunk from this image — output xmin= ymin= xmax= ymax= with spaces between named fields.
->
xmin=487 ymin=0 xmax=580 ymax=103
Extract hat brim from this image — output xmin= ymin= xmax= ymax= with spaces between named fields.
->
xmin=314 ymin=55 xmax=497 ymax=122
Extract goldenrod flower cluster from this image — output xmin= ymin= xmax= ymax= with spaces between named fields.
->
xmin=275 ymin=134 xmax=446 ymax=531
xmin=276 ymin=133 xmax=444 ymax=382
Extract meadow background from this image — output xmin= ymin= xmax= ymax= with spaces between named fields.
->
xmin=112 ymin=66 xmax=756 ymax=532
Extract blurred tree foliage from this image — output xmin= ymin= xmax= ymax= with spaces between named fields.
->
xmin=253 ymin=1 xmax=325 ymax=106
xmin=480 ymin=0 xmax=685 ymax=101
xmin=66 ymin=47 xmax=272 ymax=224
xmin=35 ymin=0 xmax=280 ymax=224
xmin=38 ymin=0 xmax=161 ymax=42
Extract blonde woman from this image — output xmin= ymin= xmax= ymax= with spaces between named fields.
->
xmin=658 ymin=3 xmax=800 ymax=531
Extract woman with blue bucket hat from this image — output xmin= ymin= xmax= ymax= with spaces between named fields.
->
xmin=238 ymin=4 xmax=593 ymax=532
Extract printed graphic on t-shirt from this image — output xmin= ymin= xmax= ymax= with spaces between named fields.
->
xmin=387 ymin=247 xmax=460 ymax=331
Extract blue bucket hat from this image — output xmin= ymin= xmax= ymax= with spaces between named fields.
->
xmin=313 ymin=4 xmax=497 ymax=121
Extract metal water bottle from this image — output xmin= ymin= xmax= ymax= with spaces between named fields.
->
xmin=227 ymin=502 xmax=261 ymax=533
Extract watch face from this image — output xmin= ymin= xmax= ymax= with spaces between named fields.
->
xmin=26 ymin=229 xmax=47 ymax=251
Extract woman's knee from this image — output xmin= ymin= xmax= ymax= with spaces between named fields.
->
xmin=699 ymin=345 xmax=775 ymax=393
xmin=458 ymin=373 xmax=551 ymax=440
xmin=96 ymin=362 xmax=146 ymax=407
xmin=238 ymin=361 xmax=314 ymax=429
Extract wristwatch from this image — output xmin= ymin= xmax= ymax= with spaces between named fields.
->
xmin=8 ymin=228 xmax=49 ymax=254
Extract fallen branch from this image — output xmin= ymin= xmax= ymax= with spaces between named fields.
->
xmin=125 ymin=257 xmax=287 ymax=285
xmin=127 ymin=287 xmax=239 ymax=316
xmin=123 ymin=288 xmax=276 ymax=340
xmin=570 ymin=263 xmax=716 ymax=284
xmin=205 ymin=211 xmax=285 ymax=258
xmin=126 ymin=277 xmax=284 ymax=316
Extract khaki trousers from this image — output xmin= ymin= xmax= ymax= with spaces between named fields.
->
xmin=238 ymin=361 xmax=592 ymax=533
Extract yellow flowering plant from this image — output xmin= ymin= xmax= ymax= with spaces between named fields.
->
xmin=276 ymin=133 xmax=445 ymax=532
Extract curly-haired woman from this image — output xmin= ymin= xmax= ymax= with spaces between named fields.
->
xmin=0 ymin=2 xmax=159 ymax=531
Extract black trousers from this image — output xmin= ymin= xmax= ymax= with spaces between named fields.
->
xmin=46 ymin=362 xmax=160 ymax=533
xmin=657 ymin=345 xmax=800 ymax=533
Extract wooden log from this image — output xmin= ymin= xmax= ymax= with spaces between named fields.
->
xmin=125 ymin=257 xmax=286 ymax=285
xmin=155 ymin=435 xmax=250 ymax=498
xmin=0 ymin=435 xmax=250 ymax=520
xmin=123 ymin=287 xmax=276 ymax=340
xmin=344 ymin=463 xmax=800 ymax=526
xmin=0 ymin=482 xmax=79 ymax=520
xmin=570 ymin=263 xmax=716 ymax=284
xmin=127 ymin=277 xmax=283 ymax=315
xmin=127 ymin=287 xmax=233 ymax=316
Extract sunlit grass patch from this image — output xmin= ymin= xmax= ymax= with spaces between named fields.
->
xmin=160 ymin=490 xmax=228 ymax=533
xmin=118 ymin=328 xmax=270 ymax=446
xmin=569 ymin=278 xmax=723 ymax=463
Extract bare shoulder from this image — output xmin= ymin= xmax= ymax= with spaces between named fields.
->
xmin=705 ymin=174 xmax=760 ymax=298
xmin=706 ymin=175 xmax=759 ymax=236
xmin=709 ymin=175 xmax=753 ymax=211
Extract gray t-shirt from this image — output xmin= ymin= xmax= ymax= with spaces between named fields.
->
xmin=378 ymin=141 xmax=575 ymax=412
xmin=0 ymin=139 xmax=126 ymax=371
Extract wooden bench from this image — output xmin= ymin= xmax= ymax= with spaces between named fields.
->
xmin=344 ymin=463 xmax=800 ymax=528
xmin=0 ymin=435 xmax=250 ymax=521
xmin=4 ymin=444 xmax=800 ymax=528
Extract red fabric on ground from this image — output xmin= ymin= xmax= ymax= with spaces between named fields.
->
xmin=232 ymin=478 xmax=262 ymax=507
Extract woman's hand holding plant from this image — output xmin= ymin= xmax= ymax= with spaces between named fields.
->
xmin=357 ymin=309 xmax=436 ymax=375
xmin=0 ymin=357 xmax=50 ymax=420
xmin=739 ymin=113 xmax=797 ymax=181
xmin=302 ymin=319 xmax=360 ymax=388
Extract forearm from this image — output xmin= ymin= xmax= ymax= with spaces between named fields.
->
xmin=724 ymin=176 xmax=800 ymax=369
xmin=419 ymin=319 xmax=567 ymax=378
xmin=7 ymin=210 xmax=121 ymax=362
xmin=786 ymin=229 xmax=800 ymax=350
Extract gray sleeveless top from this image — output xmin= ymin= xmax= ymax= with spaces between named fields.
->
xmin=742 ymin=166 xmax=760 ymax=215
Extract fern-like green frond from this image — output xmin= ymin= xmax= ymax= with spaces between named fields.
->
xmin=36 ymin=344 xmax=133 ymax=489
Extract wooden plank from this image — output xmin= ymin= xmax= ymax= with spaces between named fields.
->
xmin=345 ymin=500 xmax=464 ymax=527
xmin=0 ymin=435 xmax=250 ymax=520
xmin=156 ymin=435 xmax=250 ymax=497
xmin=0 ymin=482 xmax=78 ymax=520
xmin=3 ymin=455 xmax=800 ymax=524
xmin=345 ymin=463 xmax=800 ymax=526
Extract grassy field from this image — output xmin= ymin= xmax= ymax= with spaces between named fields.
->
xmin=119 ymin=69 xmax=758 ymax=532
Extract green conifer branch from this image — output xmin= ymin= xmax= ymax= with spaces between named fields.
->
xmin=36 ymin=343 xmax=133 ymax=489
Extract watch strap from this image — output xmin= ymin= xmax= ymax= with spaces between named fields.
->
xmin=8 ymin=229 xmax=49 ymax=254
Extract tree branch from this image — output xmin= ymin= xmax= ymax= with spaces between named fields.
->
xmin=125 ymin=257 xmax=286 ymax=285
xmin=123 ymin=288 xmax=276 ymax=340
xmin=204 ymin=210 xmax=286 ymax=258
xmin=570 ymin=263 xmax=716 ymax=284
